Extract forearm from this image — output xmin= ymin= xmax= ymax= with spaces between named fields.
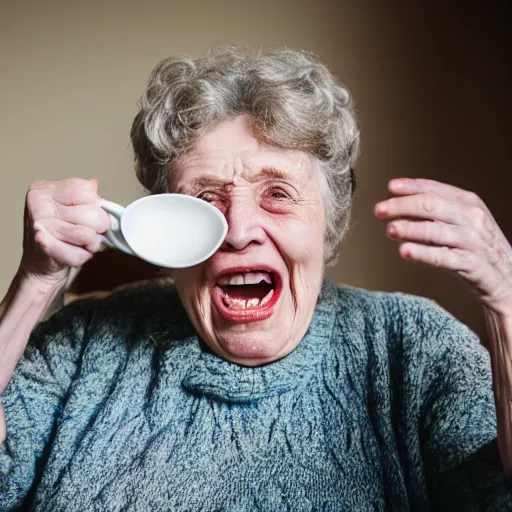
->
xmin=485 ymin=307 xmax=512 ymax=473
xmin=0 ymin=271 xmax=65 ymax=441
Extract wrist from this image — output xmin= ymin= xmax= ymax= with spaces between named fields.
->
xmin=16 ymin=261 xmax=69 ymax=290
xmin=483 ymin=290 xmax=512 ymax=318
xmin=14 ymin=266 xmax=69 ymax=301
xmin=484 ymin=305 xmax=512 ymax=360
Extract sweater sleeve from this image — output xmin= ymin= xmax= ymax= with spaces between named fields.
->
xmin=414 ymin=303 xmax=512 ymax=510
xmin=0 ymin=298 xmax=94 ymax=511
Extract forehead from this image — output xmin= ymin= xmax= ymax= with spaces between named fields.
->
xmin=172 ymin=116 xmax=315 ymax=187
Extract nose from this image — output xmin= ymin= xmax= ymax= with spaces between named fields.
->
xmin=221 ymin=197 xmax=266 ymax=252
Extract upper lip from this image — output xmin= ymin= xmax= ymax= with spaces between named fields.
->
xmin=213 ymin=266 xmax=281 ymax=286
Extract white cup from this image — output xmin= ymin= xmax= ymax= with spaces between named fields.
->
xmin=100 ymin=194 xmax=228 ymax=268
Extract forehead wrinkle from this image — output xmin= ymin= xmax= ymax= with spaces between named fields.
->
xmin=172 ymin=153 xmax=234 ymax=193
xmin=245 ymin=152 xmax=314 ymax=185
xmin=232 ymin=154 xmax=244 ymax=185
xmin=173 ymin=150 xmax=314 ymax=193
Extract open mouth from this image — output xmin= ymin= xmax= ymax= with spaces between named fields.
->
xmin=213 ymin=270 xmax=281 ymax=323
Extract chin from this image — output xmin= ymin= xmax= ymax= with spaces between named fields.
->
xmin=217 ymin=332 xmax=291 ymax=366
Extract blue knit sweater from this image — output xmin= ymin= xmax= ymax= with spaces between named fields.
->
xmin=1 ymin=278 xmax=511 ymax=511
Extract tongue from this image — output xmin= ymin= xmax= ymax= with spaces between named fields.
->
xmin=222 ymin=282 xmax=272 ymax=300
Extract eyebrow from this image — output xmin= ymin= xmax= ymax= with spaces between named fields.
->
xmin=177 ymin=167 xmax=291 ymax=193
xmin=178 ymin=176 xmax=226 ymax=193
xmin=247 ymin=167 xmax=290 ymax=183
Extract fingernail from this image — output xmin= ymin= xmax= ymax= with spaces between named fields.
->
xmin=400 ymin=244 xmax=413 ymax=260
xmin=388 ymin=224 xmax=397 ymax=237
xmin=374 ymin=203 xmax=387 ymax=216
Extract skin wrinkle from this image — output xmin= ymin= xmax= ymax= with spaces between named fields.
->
xmin=485 ymin=308 xmax=512 ymax=472
xmin=175 ymin=160 xmax=310 ymax=197
xmin=170 ymin=115 xmax=325 ymax=366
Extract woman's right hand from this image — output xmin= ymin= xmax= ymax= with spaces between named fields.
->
xmin=0 ymin=178 xmax=111 ymax=439
xmin=18 ymin=178 xmax=111 ymax=289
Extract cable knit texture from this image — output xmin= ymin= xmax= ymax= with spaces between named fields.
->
xmin=1 ymin=278 xmax=511 ymax=511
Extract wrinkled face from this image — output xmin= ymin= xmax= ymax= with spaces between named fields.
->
xmin=171 ymin=115 xmax=326 ymax=366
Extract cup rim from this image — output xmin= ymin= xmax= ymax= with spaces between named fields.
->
xmin=120 ymin=193 xmax=228 ymax=268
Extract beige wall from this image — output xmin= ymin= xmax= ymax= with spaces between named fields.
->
xmin=1 ymin=1 xmax=510 ymax=339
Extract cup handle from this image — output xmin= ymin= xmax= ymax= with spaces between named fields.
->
xmin=100 ymin=199 xmax=135 ymax=256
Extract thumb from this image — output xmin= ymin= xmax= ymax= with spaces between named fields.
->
xmin=89 ymin=178 xmax=99 ymax=194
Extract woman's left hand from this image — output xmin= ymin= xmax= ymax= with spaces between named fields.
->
xmin=375 ymin=178 xmax=512 ymax=315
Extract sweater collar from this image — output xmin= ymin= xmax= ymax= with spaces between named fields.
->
xmin=181 ymin=278 xmax=338 ymax=403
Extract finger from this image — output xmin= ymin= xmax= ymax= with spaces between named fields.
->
xmin=53 ymin=203 xmax=111 ymax=233
xmin=34 ymin=229 xmax=93 ymax=268
xmin=387 ymin=220 xmax=480 ymax=250
xmin=375 ymin=194 xmax=466 ymax=225
xmin=35 ymin=218 xmax=103 ymax=253
xmin=399 ymin=242 xmax=476 ymax=273
xmin=387 ymin=178 xmax=485 ymax=208
xmin=29 ymin=179 xmax=100 ymax=206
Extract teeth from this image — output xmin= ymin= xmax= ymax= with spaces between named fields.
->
xmin=229 ymin=274 xmax=245 ymax=286
xmin=247 ymin=298 xmax=260 ymax=308
xmin=218 ymin=271 xmax=276 ymax=311
xmin=260 ymin=289 xmax=274 ymax=306
xmin=222 ymin=296 xmax=256 ymax=310
xmin=217 ymin=271 xmax=273 ymax=286
xmin=244 ymin=272 xmax=272 ymax=285
xmin=222 ymin=295 xmax=247 ymax=310
xmin=221 ymin=288 xmax=274 ymax=310
xmin=217 ymin=275 xmax=232 ymax=286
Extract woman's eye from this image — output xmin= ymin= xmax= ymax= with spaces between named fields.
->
xmin=197 ymin=192 xmax=217 ymax=203
xmin=196 ymin=192 xmax=227 ymax=213
xmin=268 ymin=189 xmax=290 ymax=199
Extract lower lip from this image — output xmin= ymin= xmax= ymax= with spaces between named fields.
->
xmin=212 ymin=281 xmax=281 ymax=323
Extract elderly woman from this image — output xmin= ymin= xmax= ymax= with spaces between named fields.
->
xmin=1 ymin=46 xmax=512 ymax=511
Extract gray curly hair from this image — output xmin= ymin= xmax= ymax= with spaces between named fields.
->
xmin=130 ymin=45 xmax=360 ymax=265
